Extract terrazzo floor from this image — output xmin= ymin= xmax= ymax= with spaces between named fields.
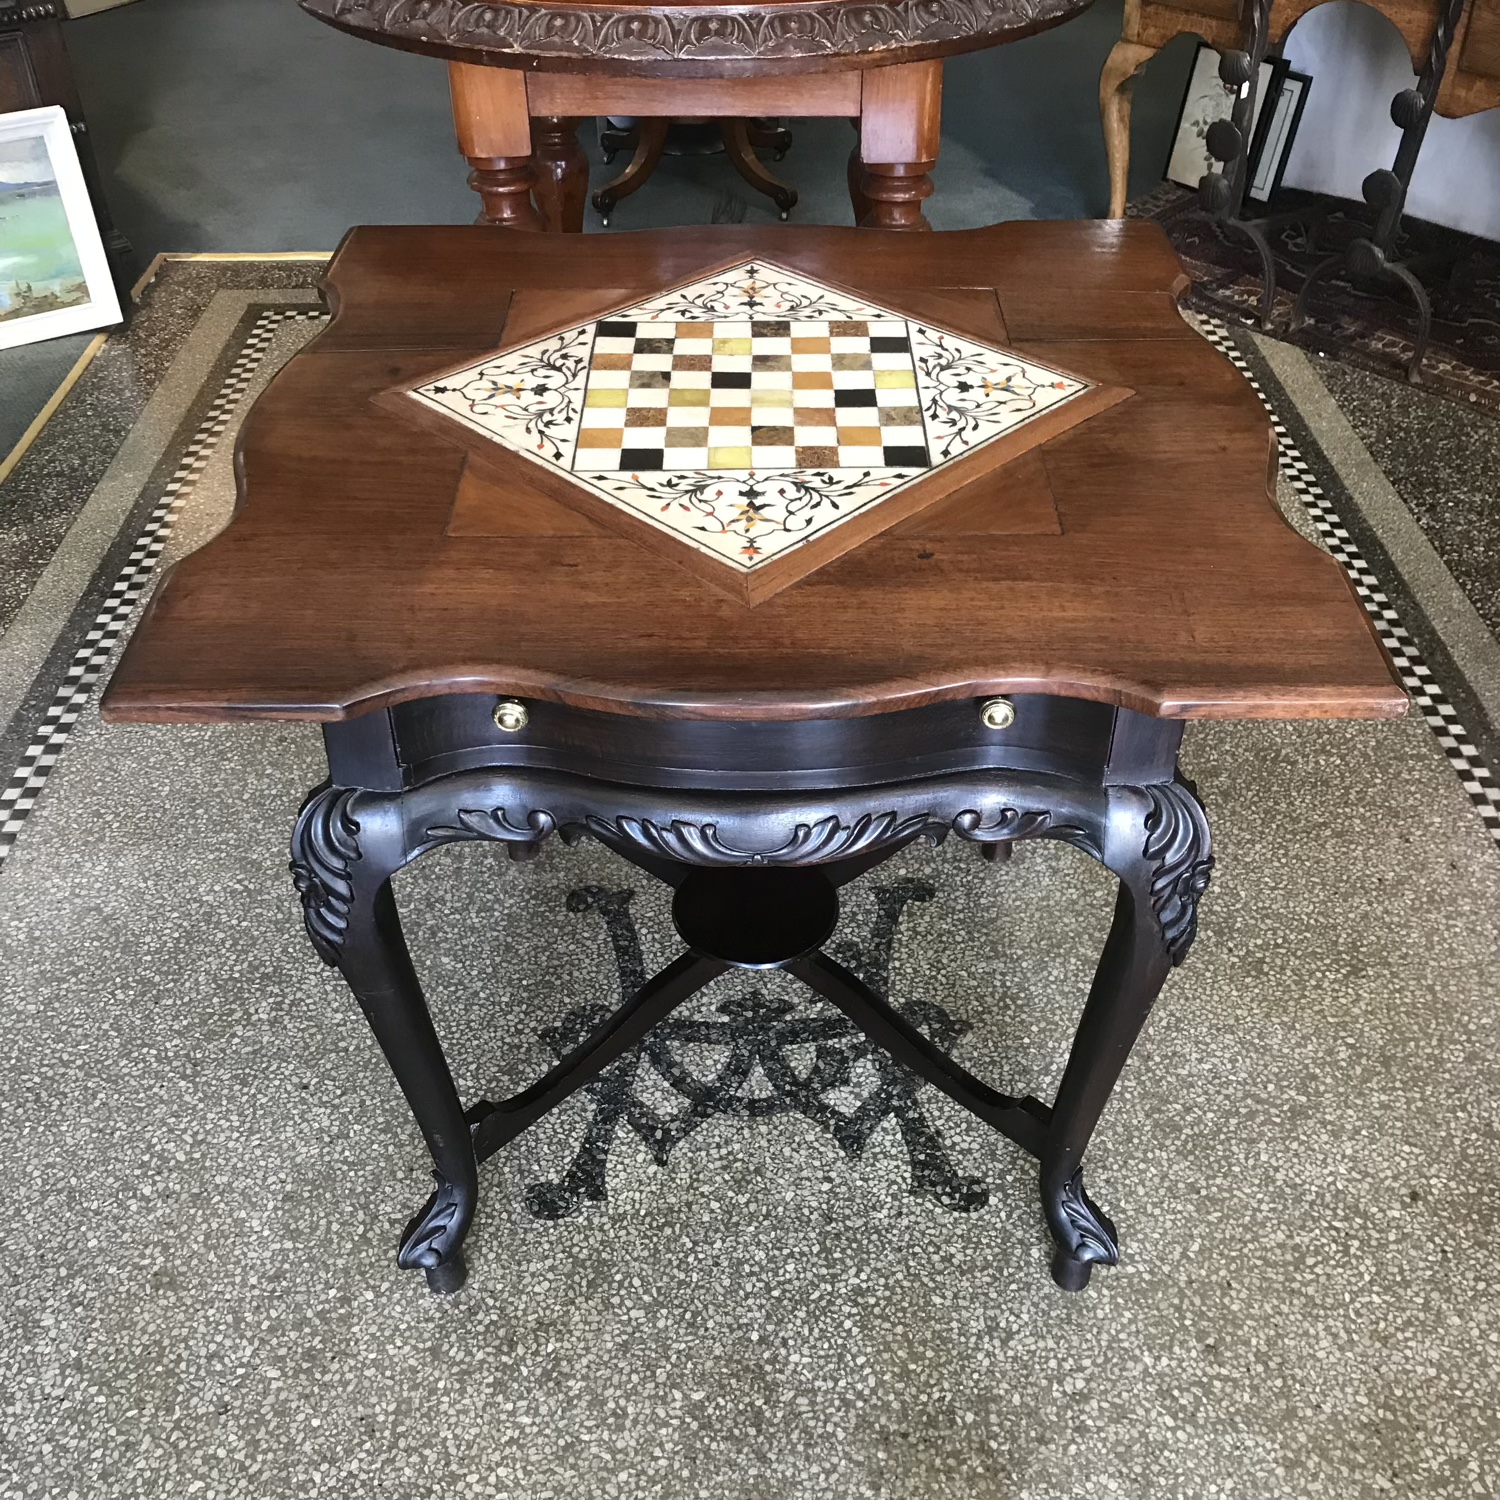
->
xmin=0 ymin=262 xmax=1498 ymax=1499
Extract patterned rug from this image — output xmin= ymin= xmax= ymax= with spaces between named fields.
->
xmin=1136 ymin=182 xmax=1500 ymax=416
xmin=1 ymin=256 xmax=1497 ymax=1499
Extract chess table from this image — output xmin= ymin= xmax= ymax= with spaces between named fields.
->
xmin=101 ymin=222 xmax=1405 ymax=1297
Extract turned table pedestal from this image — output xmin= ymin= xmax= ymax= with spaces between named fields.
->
xmin=102 ymin=223 xmax=1404 ymax=1295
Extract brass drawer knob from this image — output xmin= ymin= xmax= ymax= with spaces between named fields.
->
xmin=979 ymin=697 xmax=1016 ymax=731
xmin=492 ymin=699 xmax=530 ymax=733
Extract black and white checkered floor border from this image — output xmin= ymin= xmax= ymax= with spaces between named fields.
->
xmin=1194 ymin=314 xmax=1500 ymax=846
xmin=0 ymin=308 xmax=327 ymax=867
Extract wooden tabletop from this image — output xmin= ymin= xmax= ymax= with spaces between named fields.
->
xmin=297 ymin=0 xmax=1094 ymax=76
xmin=101 ymin=222 xmax=1406 ymax=726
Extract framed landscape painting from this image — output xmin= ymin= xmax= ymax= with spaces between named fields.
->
xmin=0 ymin=105 xmax=122 ymax=351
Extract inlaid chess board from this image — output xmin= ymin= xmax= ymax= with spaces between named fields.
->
xmin=401 ymin=260 xmax=1128 ymax=602
xmin=571 ymin=316 xmax=931 ymax=476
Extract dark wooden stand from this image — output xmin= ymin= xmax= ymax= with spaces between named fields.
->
xmin=294 ymin=694 xmax=1210 ymax=1294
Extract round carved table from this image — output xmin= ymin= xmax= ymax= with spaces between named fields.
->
xmin=102 ymin=222 xmax=1404 ymax=1297
xmin=299 ymin=0 xmax=1094 ymax=229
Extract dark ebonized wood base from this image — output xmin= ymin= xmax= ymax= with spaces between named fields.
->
xmin=290 ymin=694 xmax=1212 ymax=1295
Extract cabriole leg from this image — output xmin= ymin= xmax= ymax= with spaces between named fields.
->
xmin=1041 ymin=779 xmax=1212 ymax=1290
xmin=1099 ymin=39 xmax=1157 ymax=219
xmin=291 ymin=785 xmax=478 ymax=1295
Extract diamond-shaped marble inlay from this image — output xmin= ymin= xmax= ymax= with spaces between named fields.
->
xmin=409 ymin=260 xmax=1095 ymax=572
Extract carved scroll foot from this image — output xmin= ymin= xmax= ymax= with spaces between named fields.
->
xmin=424 ymin=1249 xmax=468 ymax=1296
xmin=1043 ymin=1165 xmax=1119 ymax=1290
xmin=400 ymin=1173 xmax=472 ymax=1291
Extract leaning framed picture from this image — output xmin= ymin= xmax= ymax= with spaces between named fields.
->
xmin=0 ymin=105 xmax=123 ymax=351
xmin=1246 ymin=69 xmax=1312 ymax=204
xmin=1165 ymin=44 xmax=1284 ymax=192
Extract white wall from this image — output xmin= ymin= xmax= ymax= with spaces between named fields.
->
xmin=1281 ymin=1 xmax=1500 ymax=239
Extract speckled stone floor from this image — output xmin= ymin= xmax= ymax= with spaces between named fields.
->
xmin=1 ymin=262 xmax=1498 ymax=1500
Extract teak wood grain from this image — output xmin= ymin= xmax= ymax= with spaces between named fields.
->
xmin=100 ymin=223 xmax=1406 ymax=726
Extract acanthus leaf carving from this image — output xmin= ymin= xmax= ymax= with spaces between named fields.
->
xmin=577 ymin=809 xmax=948 ymax=865
xmin=1142 ymin=780 xmax=1213 ymax=966
xmin=397 ymin=1172 xmax=466 ymax=1270
xmin=289 ymin=786 xmax=362 ymax=965
xmin=950 ymin=806 xmax=1051 ymax=843
xmin=425 ymin=806 xmax=558 ymax=844
xmin=1056 ymin=1167 xmax=1119 ymax=1266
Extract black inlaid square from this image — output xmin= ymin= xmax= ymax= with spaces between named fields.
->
xmin=633 ymin=337 xmax=675 ymax=355
xmin=869 ymin=336 xmax=911 ymax=353
xmin=750 ymin=320 xmax=791 ymax=336
xmin=711 ymin=371 xmax=753 ymax=389
xmin=834 ymin=389 xmax=879 ymax=408
xmin=595 ymin=321 xmax=637 ymax=338
xmin=617 ymin=448 xmax=665 ymax=471
xmin=883 ymin=445 xmax=930 ymax=467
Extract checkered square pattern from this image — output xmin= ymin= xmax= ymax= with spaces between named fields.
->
xmin=1193 ymin=313 xmax=1500 ymax=849
xmin=572 ymin=318 xmax=931 ymax=475
xmin=0 ymin=308 xmax=328 ymax=870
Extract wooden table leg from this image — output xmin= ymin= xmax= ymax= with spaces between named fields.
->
xmin=856 ymin=59 xmax=942 ymax=231
xmin=1039 ymin=780 xmax=1211 ymax=1289
xmin=722 ymin=117 xmax=798 ymax=219
xmin=846 ymin=117 xmax=872 ymax=225
xmin=291 ymin=785 xmax=481 ymax=1294
xmin=1099 ymin=39 xmax=1158 ymax=220
xmin=448 ymin=61 xmax=542 ymax=229
xmin=532 ymin=116 xmax=589 ymax=232
xmin=591 ymin=118 xmax=670 ymax=226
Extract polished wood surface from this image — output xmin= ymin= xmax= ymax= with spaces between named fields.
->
xmin=1100 ymin=0 xmax=1500 ymax=217
xmin=100 ymin=222 xmax=1406 ymax=726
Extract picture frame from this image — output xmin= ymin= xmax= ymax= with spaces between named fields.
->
xmin=1165 ymin=44 xmax=1285 ymax=193
xmin=0 ymin=104 xmax=123 ymax=351
xmin=1247 ymin=69 xmax=1312 ymax=204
